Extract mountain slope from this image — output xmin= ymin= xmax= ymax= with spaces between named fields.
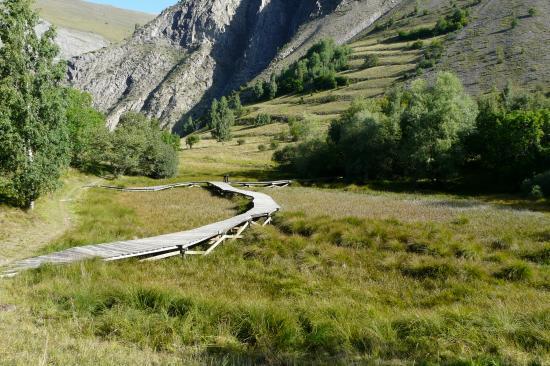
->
xmin=67 ymin=0 xmax=401 ymax=132
xmin=34 ymin=0 xmax=155 ymax=42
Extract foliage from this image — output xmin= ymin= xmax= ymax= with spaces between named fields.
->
xmin=209 ymin=97 xmax=234 ymax=142
xmin=64 ymin=89 xmax=107 ymax=171
xmin=254 ymin=113 xmax=271 ymax=127
xmin=276 ymin=73 xmax=477 ymax=181
xmin=470 ymin=86 xmax=550 ymax=187
xmin=229 ymin=93 xmax=243 ymax=118
xmin=237 ymin=138 xmax=246 ymax=146
xmin=363 ymin=54 xmax=379 ymax=68
xmin=0 ymin=0 xmax=70 ymax=208
xmin=181 ymin=116 xmax=196 ymax=136
xmin=418 ymin=40 xmax=444 ymax=69
xmin=288 ymin=118 xmax=313 ymax=142
xmin=399 ymin=73 xmax=478 ymax=179
xmin=397 ymin=6 xmax=469 ymax=41
xmin=528 ymin=7 xmax=538 ymax=17
xmin=410 ymin=40 xmax=424 ymax=50
xmin=267 ymin=39 xmax=351 ymax=99
xmin=185 ymin=135 xmax=200 ymax=149
xmin=522 ymin=170 xmax=550 ymax=198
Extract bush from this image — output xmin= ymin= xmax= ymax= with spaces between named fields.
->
xmin=89 ymin=112 xmax=180 ymax=179
xmin=522 ymin=171 xmax=550 ymax=198
xmin=289 ymin=118 xmax=313 ymax=142
xmin=270 ymin=141 xmax=280 ymax=150
xmin=255 ymin=113 xmax=272 ymax=126
xmin=528 ymin=7 xmax=538 ymax=17
xmin=258 ymin=144 xmax=267 ymax=152
xmin=237 ymin=138 xmax=246 ymax=146
xmin=185 ymin=135 xmax=200 ymax=149
xmin=363 ymin=54 xmax=379 ymax=68
xmin=410 ymin=40 xmax=424 ymax=50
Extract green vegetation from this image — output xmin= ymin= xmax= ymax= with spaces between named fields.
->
xmin=274 ymin=73 xmax=550 ymax=195
xmin=397 ymin=6 xmax=469 ymax=40
xmin=0 ymin=0 xmax=70 ymax=208
xmin=209 ymin=97 xmax=235 ymax=142
xmin=185 ymin=134 xmax=200 ymax=149
xmin=254 ymin=113 xmax=271 ymax=127
xmin=252 ymin=39 xmax=351 ymax=102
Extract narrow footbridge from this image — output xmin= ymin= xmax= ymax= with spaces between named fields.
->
xmin=2 ymin=181 xmax=289 ymax=277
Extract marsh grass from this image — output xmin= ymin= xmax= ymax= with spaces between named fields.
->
xmin=2 ymin=207 xmax=548 ymax=365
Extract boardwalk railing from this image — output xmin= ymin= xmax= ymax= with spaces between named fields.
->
xmin=1 ymin=181 xmax=289 ymax=277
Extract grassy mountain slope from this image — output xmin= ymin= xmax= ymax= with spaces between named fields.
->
xmin=33 ymin=0 xmax=155 ymax=42
xmin=244 ymin=0 xmax=549 ymax=123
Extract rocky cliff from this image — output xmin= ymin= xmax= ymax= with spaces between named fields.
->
xmin=68 ymin=0 xmax=401 ymax=132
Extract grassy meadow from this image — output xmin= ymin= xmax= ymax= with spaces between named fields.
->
xmin=1 ymin=120 xmax=549 ymax=365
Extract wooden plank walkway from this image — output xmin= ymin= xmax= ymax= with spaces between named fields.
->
xmin=2 ymin=181 xmax=288 ymax=277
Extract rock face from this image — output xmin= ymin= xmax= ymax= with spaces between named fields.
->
xmin=68 ymin=0 xmax=401 ymax=132
xmin=37 ymin=20 xmax=109 ymax=60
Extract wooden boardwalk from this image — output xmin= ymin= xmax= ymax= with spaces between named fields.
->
xmin=2 ymin=181 xmax=288 ymax=277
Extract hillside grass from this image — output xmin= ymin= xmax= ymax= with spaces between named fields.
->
xmin=34 ymin=0 xmax=155 ymax=42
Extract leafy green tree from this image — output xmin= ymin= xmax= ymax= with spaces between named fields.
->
xmin=108 ymin=113 xmax=179 ymax=178
xmin=182 ymin=116 xmax=196 ymax=136
xmin=266 ymin=75 xmax=278 ymax=100
xmin=186 ymin=135 xmax=200 ymax=149
xmin=253 ymin=82 xmax=264 ymax=100
xmin=399 ymin=72 xmax=478 ymax=179
xmin=65 ymin=89 xmax=106 ymax=170
xmin=0 ymin=0 xmax=70 ymax=208
xmin=211 ymin=97 xmax=234 ymax=142
xmin=229 ymin=93 xmax=243 ymax=117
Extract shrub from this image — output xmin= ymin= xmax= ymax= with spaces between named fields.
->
xmin=410 ymin=40 xmax=424 ymax=50
xmin=528 ymin=7 xmax=538 ymax=17
xmin=288 ymin=118 xmax=313 ymax=142
xmin=255 ymin=113 xmax=272 ymax=126
xmin=111 ymin=113 xmax=179 ymax=178
xmin=511 ymin=17 xmax=518 ymax=29
xmin=496 ymin=46 xmax=505 ymax=63
xmin=270 ymin=141 xmax=280 ymax=150
xmin=185 ymin=135 xmax=200 ymax=149
xmin=258 ymin=144 xmax=267 ymax=152
xmin=522 ymin=170 xmax=550 ymax=198
xmin=237 ymin=138 xmax=246 ymax=146
xmin=363 ymin=54 xmax=379 ymax=68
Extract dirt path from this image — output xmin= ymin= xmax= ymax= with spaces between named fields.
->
xmin=0 ymin=174 xmax=101 ymax=265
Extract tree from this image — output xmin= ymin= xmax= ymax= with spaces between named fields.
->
xmin=0 ymin=0 xmax=70 ymax=208
xmin=211 ymin=97 xmax=234 ymax=142
xmin=229 ymin=93 xmax=243 ymax=117
xmin=253 ymin=82 xmax=264 ymax=101
xmin=399 ymin=72 xmax=478 ymax=179
xmin=266 ymin=75 xmax=278 ymax=100
xmin=182 ymin=116 xmax=196 ymax=136
xmin=186 ymin=135 xmax=200 ymax=149
xmin=65 ymin=89 xmax=106 ymax=170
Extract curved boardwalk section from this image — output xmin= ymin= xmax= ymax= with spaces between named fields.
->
xmin=2 ymin=181 xmax=287 ymax=276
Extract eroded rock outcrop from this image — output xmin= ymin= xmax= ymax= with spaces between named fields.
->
xmin=68 ymin=0 xmax=401 ymax=132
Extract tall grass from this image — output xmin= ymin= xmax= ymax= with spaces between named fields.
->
xmin=2 ymin=206 xmax=548 ymax=364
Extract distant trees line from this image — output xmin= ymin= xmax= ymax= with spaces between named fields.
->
xmin=0 ymin=0 xmax=179 ymax=208
xmin=274 ymin=73 xmax=550 ymax=197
